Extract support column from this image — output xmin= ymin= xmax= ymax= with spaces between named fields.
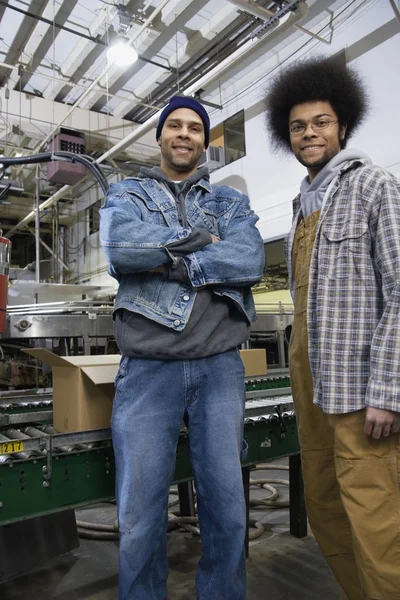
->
xmin=289 ymin=453 xmax=307 ymax=538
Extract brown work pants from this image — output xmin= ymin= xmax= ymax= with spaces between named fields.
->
xmin=289 ymin=212 xmax=400 ymax=600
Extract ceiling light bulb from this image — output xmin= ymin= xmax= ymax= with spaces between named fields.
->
xmin=106 ymin=42 xmax=138 ymax=67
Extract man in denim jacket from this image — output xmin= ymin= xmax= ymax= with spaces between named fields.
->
xmin=100 ymin=96 xmax=264 ymax=599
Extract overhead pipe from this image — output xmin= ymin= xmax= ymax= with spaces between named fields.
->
xmin=6 ymin=1 xmax=309 ymax=238
xmin=228 ymin=0 xmax=328 ymax=43
xmin=0 ymin=61 xmax=161 ymax=111
xmin=227 ymin=0 xmax=275 ymax=20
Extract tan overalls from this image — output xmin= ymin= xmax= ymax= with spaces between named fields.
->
xmin=289 ymin=212 xmax=400 ymax=600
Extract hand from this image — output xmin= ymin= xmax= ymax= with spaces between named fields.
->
xmin=210 ymin=234 xmax=220 ymax=243
xmin=148 ymin=266 xmax=164 ymax=274
xmin=364 ymin=406 xmax=400 ymax=439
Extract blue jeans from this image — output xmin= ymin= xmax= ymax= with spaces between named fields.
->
xmin=112 ymin=348 xmax=247 ymax=600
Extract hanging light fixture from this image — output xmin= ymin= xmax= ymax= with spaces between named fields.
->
xmin=106 ymin=38 xmax=139 ymax=67
xmin=107 ymin=5 xmax=137 ymax=68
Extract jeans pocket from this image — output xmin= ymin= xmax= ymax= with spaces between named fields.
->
xmin=114 ymin=355 xmax=129 ymax=391
xmin=234 ymin=347 xmax=246 ymax=378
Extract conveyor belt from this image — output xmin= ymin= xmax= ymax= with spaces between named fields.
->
xmin=0 ymin=374 xmax=291 ymax=423
xmin=0 ymin=377 xmax=293 ymax=462
xmin=0 ymin=383 xmax=297 ymax=525
xmin=0 ymin=393 xmax=293 ymax=459
xmin=245 ymin=375 xmax=290 ymax=391
xmin=0 ymin=394 xmax=53 ymax=426
xmin=245 ymin=396 xmax=293 ymax=419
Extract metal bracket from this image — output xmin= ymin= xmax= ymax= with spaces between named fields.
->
xmin=274 ymin=405 xmax=288 ymax=438
xmin=42 ymin=436 xmax=53 ymax=485
xmin=294 ymin=9 xmax=335 ymax=45
xmin=82 ymin=334 xmax=92 ymax=355
xmin=14 ymin=319 xmax=32 ymax=332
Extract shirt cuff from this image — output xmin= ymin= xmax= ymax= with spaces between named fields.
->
xmin=166 ymin=259 xmax=191 ymax=283
xmin=166 ymin=227 xmax=212 ymax=256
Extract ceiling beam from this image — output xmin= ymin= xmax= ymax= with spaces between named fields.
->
xmin=0 ymin=0 xmax=48 ymax=87
xmin=12 ymin=0 xmax=80 ymax=93
xmin=0 ymin=0 xmax=100 ymax=46
xmin=54 ymin=44 xmax=105 ymax=104
xmin=0 ymin=0 xmax=7 ymax=22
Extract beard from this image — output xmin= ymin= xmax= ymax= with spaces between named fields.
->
xmin=294 ymin=144 xmax=341 ymax=171
xmin=161 ymin=145 xmax=204 ymax=173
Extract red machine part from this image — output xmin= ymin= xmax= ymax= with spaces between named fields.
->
xmin=0 ymin=236 xmax=11 ymax=334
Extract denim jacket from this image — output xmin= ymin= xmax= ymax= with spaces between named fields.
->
xmin=100 ymin=175 xmax=264 ymax=331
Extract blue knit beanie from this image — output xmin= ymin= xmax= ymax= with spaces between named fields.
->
xmin=156 ymin=96 xmax=210 ymax=149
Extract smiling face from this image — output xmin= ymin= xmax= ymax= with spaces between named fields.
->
xmin=289 ymin=100 xmax=347 ymax=180
xmin=158 ymin=107 xmax=206 ymax=181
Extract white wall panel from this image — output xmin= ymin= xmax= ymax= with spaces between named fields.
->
xmin=210 ymin=1 xmax=400 ymax=241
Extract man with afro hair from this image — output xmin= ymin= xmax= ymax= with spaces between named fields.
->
xmin=265 ymin=55 xmax=400 ymax=600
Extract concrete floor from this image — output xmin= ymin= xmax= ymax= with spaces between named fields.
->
xmin=0 ymin=463 xmax=340 ymax=600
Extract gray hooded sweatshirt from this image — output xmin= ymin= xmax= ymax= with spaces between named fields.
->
xmin=299 ymin=148 xmax=372 ymax=217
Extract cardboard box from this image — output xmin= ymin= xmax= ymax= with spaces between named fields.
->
xmin=23 ymin=348 xmax=266 ymax=433
xmin=240 ymin=349 xmax=267 ymax=377
xmin=24 ymin=349 xmax=121 ymax=433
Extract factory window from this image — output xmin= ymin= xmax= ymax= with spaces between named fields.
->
xmin=203 ymin=110 xmax=246 ymax=171
xmin=223 ymin=110 xmax=246 ymax=165
xmin=88 ymin=200 xmax=101 ymax=235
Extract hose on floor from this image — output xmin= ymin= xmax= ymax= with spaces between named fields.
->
xmin=250 ymin=463 xmax=290 ymax=509
xmin=76 ymin=464 xmax=289 ymax=542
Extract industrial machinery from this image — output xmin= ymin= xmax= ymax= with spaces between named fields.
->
xmin=0 ymin=299 xmax=115 ymax=389
xmin=0 ymin=298 xmax=293 ymax=389
xmin=250 ymin=303 xmax=293 ymax=368
xmin=0 ymin=151 xmax=109 ymax=196
xmin=47 ymin=129 xmax=86 ymax=185
xmin=0 ymin=376 xmax=304 ymax=581
xmin=0 ymin=377 xmax=298 ymax=527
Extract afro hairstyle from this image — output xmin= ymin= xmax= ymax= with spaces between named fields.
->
xmin=264 ymin=55 xmax=369 ymax=152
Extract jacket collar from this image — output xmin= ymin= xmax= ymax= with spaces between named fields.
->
xmin=195 ymin=178 xmax=212 ymax=193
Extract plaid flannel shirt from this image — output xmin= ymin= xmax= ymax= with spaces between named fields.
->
xmin=286 ymin=160 xmax=400 ymax=413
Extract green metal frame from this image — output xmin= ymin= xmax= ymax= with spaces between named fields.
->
xmin=0 ymin=415 xmax=299 ymax=526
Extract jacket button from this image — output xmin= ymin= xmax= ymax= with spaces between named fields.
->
xmin=173 ymin=320 xmax=181 ymax=327
xmin=183 ymin=295 xmax=190 ymax=301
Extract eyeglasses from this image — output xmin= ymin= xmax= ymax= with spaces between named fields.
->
xmin=289 ymin=118 xmax=339 ymax=136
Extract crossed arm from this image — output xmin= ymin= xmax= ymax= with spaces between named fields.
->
xmin=100 ymin=188 xmax=264 ymax=287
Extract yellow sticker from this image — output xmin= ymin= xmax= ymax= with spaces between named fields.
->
xmin=0 ymin=440 xmax=24 ymax=455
